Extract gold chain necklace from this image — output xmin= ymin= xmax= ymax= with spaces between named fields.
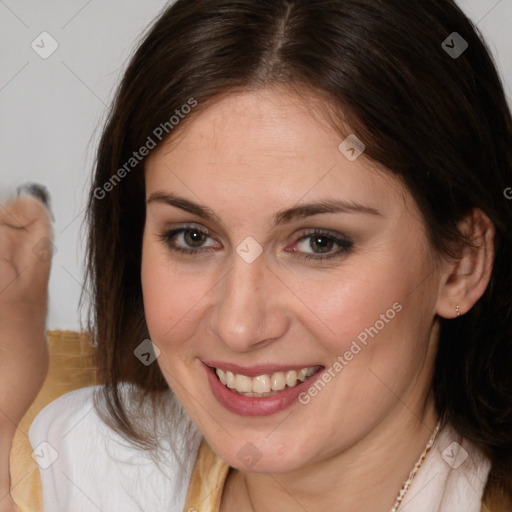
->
xmin=243 ymin=421 xmax=442 ymax=512
xmin=389 ymin=421 xmax=441 ymax=512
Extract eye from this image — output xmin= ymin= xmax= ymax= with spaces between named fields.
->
xmin=288 ymin=229 xmax=353 ymax=260
xmin=159 ymin=225 xmax=220 ymax=254
xmin=159 ymin=226 xmax=352 ymax=260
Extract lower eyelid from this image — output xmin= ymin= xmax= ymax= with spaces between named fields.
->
xmin=298 ymin=243 xmax=352 ymax=259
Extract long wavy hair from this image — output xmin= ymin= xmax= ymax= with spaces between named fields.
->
xmin=84 ymin=0 xmax=512 ymax=509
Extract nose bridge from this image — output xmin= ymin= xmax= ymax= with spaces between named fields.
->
xmin=209 ymin=252 xmax=288 ymax=350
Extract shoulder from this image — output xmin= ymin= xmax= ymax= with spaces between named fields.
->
xmin=29 ymin=386 xmax=99 ymax=445
xmin=29 ymin=385 xmax=202 ymax=511
xmin=403 ymin=422 xmax=492 ymax=512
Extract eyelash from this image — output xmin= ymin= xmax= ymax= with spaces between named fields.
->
xmin=158 ymin=226 xmax=353 ymax=261
xmin=293 ymin=229 xmax=353 ymax=260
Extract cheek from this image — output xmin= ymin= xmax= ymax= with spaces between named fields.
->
xmin=287 ymin=244 xmax=436 ymax=374
xmin=283 ymin=262 xmax=412 ymax=355
xmin=141 ymin=223 xmax=436 ymax=371
xmin=141 ymin=243 xmax=209 ymax=347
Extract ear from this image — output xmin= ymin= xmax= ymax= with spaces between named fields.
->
xmin=436 ymin=208 xmax=495 ymax=319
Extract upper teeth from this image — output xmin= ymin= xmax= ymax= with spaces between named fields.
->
xmin=215 ymin=366 xmax=318 ymax=396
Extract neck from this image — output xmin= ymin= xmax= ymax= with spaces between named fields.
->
xmin=221 ymin=398 xmax=439 ymax=512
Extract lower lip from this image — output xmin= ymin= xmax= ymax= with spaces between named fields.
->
xmin=204 ymin=364 xmax=323 ymax=416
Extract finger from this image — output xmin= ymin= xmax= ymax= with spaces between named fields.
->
xmin=0 ymin=195 xmax=54 ymax=301
xmin=1 ymin=197 xmax=53 ymax=269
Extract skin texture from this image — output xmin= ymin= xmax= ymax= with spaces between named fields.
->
xmin=142 ymin=87 xmax=494 ymax=511
xmin=0 ymin=195 xmax=51 ymax=512
xmin=0 ymin=87 xmax=494 ymax=511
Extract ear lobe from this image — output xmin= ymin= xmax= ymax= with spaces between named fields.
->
xmin=436 ymin=208 xmax=495 ymax=319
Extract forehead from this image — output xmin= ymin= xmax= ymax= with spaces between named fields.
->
xmin=144 ymin=88 xmax=414 ymax=223
xmin=151 ymin=87 xmax=352 ymax=168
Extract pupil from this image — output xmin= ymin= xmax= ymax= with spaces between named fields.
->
xmin=311 ymin=236 xmax=333 ymax=253
xmin=185 ymin=230 xmax=206 ymax=246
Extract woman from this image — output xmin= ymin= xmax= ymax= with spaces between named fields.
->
xmin=3 ymin=0 xmax=512 ymax=510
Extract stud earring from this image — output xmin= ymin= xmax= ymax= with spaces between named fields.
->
xmin=456 ymin=304 xmax=461 ymax=317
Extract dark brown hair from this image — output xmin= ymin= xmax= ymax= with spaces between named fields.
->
xmin=84 ymin=0 xmax=512 ymax=508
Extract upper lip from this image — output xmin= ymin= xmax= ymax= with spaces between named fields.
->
xmin=203 ymin=361 xmax=323 ymax=377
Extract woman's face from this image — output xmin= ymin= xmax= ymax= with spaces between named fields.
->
xmin=142 ymin=87 xmax=444 ymax=473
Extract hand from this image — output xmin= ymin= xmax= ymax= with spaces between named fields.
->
xmin=0 ymin=186 xmax=53 ymax=509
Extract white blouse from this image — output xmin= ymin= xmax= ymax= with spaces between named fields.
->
xmin=29 ymin=386 xmax=202 ymax=511
xmin=29 ymin=386 xmax=491 ymax=512
xmin=394 ymin=420 xmax=491 ymax=511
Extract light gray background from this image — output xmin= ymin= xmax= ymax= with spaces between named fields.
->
xmin=1 ymin=0 xmax=511 ymax=330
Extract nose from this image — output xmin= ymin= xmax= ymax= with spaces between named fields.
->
xmin=208 ymin=252 xmax=290 ymax=352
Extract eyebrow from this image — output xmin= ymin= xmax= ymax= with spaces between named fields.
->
xmin=147 ymin=191 xmax=382 ymax=227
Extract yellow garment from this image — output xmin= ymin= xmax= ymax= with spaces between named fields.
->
xmin=183 ymin=439 xmax=230 ymax=512
xmin=8 ymin=330 xmax=231 ymax=512
xmin=9 ymin=330 xmax=98 ymax=512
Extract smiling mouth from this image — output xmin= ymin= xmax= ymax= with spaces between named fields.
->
xmin=214 ymin=366 xmax=322 ymax=397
